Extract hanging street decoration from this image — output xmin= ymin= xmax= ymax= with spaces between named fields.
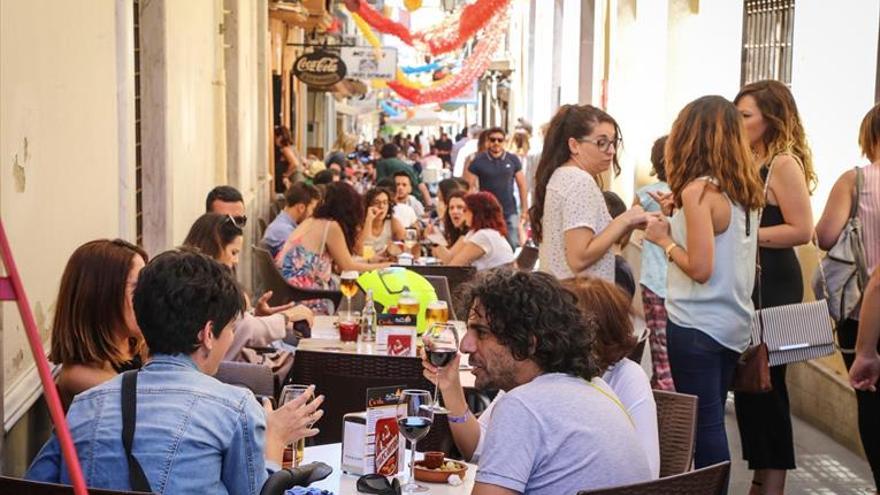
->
xmin=403 ymin=0 xmax=423 ymax=12
xmin=347 ymin=0 xmax=510 ymax=57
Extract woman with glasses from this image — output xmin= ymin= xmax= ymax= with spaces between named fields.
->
xmin=433 ymin=192 xmax=514 ymax=270
xmin=50 ymin=239 xmax=148 ymax=411
xmin=276 ymin=182 xmax=392 ymax=314
xmin=183 ymin=213 xmax=313 ymax=359
xmin=530 ymin=105 xmax=649 ymax=282
xmin=360 ymin=187 xmax=405 ymax=260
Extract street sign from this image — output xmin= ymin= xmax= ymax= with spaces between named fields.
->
xmin=293 ymin=50 xmax=347 ymax=87
xmin=340 ymin=46 xmax=398 ymax=81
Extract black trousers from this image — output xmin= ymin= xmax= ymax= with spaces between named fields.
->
xmin=838 ymin=318 xmax=880 ymax=490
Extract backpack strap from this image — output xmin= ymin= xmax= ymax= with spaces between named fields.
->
xmin=121 ymin=370 xmax=153 ymax=493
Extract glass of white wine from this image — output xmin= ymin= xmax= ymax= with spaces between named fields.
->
xmin=403 ymin=228 xmax=418 ymax=254
xmin=340 ymin=270 xmax=359 ymax=318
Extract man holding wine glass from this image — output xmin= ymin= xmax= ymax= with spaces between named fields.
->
xmin=424 ymin=269 xmax=651 ymax=494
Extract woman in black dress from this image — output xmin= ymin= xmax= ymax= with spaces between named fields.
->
xmin=274 ymin=125 xmax=301 ymax=194
xmin=734 ymin=80 xmax=817 ymax=495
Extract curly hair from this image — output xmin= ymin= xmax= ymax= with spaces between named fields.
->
xmin=735 ymin=80 xmax=816 ymax=193
xmin=666 ymin=95 xmax=764 ymax=210
xmin=182 ymin=213 xmax=243 ymax=261
xmin=313 ymin=181 xmax=365 ymax=253
xmin=134 ymin=249 xmax=245 ymax=356
xmin=530 ymin=104 xmax=622 ymax=243
xmin=364 ymin=187 xmax=394 ymax=221
xmin=561 ymin=277 xmax=637 ymax=371
xmin=463 ymin=192 xmax=507 ymax=237
xmin=443 ymin=190 xmax=468 ymax=246
xmin=459 ymin=268 xmax=601 ymax=381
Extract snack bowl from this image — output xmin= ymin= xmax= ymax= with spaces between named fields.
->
xmin=413 ymin=459 xmax=468 ymax=483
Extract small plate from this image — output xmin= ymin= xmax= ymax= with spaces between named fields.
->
xmin=413 ymin=459 xmax=467 ymax=483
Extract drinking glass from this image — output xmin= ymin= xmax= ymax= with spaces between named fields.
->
xmin=404 ymin=229 xmax=418 ymax=253
xmin=423 ymin=318 xmax=457 ymax=414
xmin=279 ymin=384 xmax=312 ymax=467
xmin=397 ymin=390 xmax=433 ymax=493
xmin=340 ymin=270 xmax=359 ymax=317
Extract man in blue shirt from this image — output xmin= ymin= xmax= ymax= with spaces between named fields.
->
xmin=262 ymin=182 xmax=320 ymax=257
xmin=463 ymin=127 xmax=528 ymax=247
xmin=27 ymin=249 xmax=324 ymax=494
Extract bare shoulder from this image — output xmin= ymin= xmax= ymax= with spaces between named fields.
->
xmin=681 ymin=180 xmax=714 ymax=203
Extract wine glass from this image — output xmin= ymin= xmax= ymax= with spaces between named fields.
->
xmin=397 ymin=390 xmax=433 ymax=493
xmin=340 ymin=270 xmax=359 ymax=317
xmin=423 ymin=316 xmax=457 ymax=414
xmin=404 ymin=228 xmax=418 ymax=254
xmin=279 ymin=384 xmax=312 ymax=467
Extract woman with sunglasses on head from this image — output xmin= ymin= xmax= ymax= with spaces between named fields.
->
xmin=360 ymin=186 xmax=405 ymax=260
xmin=531 ymin=105 xmax=650 ymax=282
xmin=50 ymin=239 xmax=148 ymax=411
xmin=732 ymin=80 xmax=816 ymax=495
xmin=184 ymin=213 xmax=313 ymax=359
xmin=433 ymin=192 xmax=514 ymax=270
xmin=276 ymin=182 xmax=392 ymax=314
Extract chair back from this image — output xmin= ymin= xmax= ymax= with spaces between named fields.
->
xmin=576 ymin=461 xmax=729 ymax=494
xmin=398 ymin=265 xmax=476 ymax=302
xmin=515 ymin=244 xmax=539 ymax=271
xmin=215 ymin=361 xmax=275 ymax=399
xmin=653 ymin=389 xmax=698 ymax=477
xmin=253 ymin=245 xmax=343 ymax=309
xmin=0 ymin=476 xmax=153 ymax=494
xmin=289 ymin=350 xmax=453 ymax=453
xmin=257 ymin=217 xmax=268 ymax=238
xmin=627 ymin=328 xmax=650 ymax=364
xmin=270 ymin=195 xmax=286 ymax=219
xmin=423 ymin=275 xmax=457 ymax=320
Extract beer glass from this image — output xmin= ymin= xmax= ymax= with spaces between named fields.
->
xmin=397 ymin=390 xmax=433 ymax=493
xmin=340 ymin=270 xmax=359 ymax=317
xmin=403 ymin=228 xmax=418 ymax=253
xmin=279 ymin=384 xmax=312 ymax=466
xmin=423 ymin=319 xmax=458 ymax=414
xmin=397 ymin=292 xmax=420 ymax=315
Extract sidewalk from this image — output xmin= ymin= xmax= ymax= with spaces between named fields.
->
xmin=725 ymin=396 xmax=876 ymax=494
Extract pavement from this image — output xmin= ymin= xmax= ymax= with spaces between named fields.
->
xmin=724 ymin=394 xmax=877 ymax=494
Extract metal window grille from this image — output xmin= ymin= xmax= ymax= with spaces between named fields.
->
xmin=134 ymin=0 xmax=144 ymax=246
xmin=741 ymin=0 xmax=795 ymax=86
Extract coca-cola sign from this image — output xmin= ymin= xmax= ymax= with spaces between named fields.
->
xmin=293 ymin=50 xmax=347 ymax=87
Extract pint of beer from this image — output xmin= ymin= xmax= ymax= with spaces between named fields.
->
xmin=425 ymin=300 xmax=449 ymax=330
xmin=279 ymin=384 xmax=311 ymax=467
xmin=340 ymin=271 xmax=359 ymax=299
xmin=397 ymin=293 xmax=420 ymax=315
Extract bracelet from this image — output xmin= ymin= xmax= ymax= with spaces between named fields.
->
xmin=664 ymin=242 xmax=678 ymax=261
xmin=447 ymin=410 xmax=471 ymax=424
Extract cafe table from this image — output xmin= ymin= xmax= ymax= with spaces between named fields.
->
xmin=302 ymin=442 xmax=477 ymax=494
xmin=299 ymin=316 xmax=476 ymax=390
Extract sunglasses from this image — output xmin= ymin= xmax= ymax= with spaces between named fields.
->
xmin=357 ymin=474 xmax=401 ymax=495
xmin=225 ymin=215 xmax=248 ymax=229
xmin=488 ymin=137 xmax=505 ymax=143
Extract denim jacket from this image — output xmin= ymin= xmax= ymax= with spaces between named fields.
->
xmin=27 ymin=354 xmax=276 ymax=494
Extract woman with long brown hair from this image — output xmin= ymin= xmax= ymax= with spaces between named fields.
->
xmin=645 ymin=95 xmax=764 ymax=471
xmin=733 ymin=80 xmax=815 ymax=495
xmin=530 ymin=104 xmax=648 ymax=281
xmin=50 ymin=239 xmax=148 ymax=409
xmin=434 ymin=192 xmax=514 ymax=270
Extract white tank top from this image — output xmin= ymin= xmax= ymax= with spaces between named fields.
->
xmin=665 ymin=179 xmax=759 ymax=353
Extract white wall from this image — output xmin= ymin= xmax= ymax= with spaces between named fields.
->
xmin=531 ymin=0 xmax=557 ymax=126
xmin=791 ymin=0 xmax=880 ymax=213
xmin=0 ymin=0 xmax=123 ymax=423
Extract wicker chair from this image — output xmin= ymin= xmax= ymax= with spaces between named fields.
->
xmin=0 ymin=476 xmax=152 ymax=494
xmin=215 ymin=361 xmax=275 ymax=399
xmin=514 ymin=244 xmax=539 ymax=271
xmin=653 ymin=389 xmax=698 ymax=477
xmin=289 ymin=349 xmax=454 ymax=454
xmin=253 ymin=245 xmax=343 ymax=309
xmin=576 ymin=461 xmax=729 ymax=494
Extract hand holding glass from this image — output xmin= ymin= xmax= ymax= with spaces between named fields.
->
xmin=279 ymin=384 xmax=313 ymax=466
xmin=423 ymin=307 xmax=457 ymax=414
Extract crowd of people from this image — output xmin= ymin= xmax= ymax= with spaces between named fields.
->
xmin=22 ymin=79 xmax=880 ymax=495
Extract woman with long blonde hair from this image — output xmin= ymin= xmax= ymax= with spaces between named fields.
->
xmin=733 ymin=80 xmax=815 ymax=495
xmin=645 ymin=95 xmax=763 ymax=472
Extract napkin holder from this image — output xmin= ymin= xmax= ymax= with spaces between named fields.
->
xmin=341 ymin=412 xmax=368 ymax=475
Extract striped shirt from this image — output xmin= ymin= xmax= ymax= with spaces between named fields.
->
xmin=859 ymin=164 xmax=880 ymax=274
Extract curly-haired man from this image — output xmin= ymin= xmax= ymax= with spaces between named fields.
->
xmin=462 ymin=269 xmax=651 ymax=495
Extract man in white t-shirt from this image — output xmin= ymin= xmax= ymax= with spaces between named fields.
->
xmin=458 ymin=270 xmax=652 ymax=495
xmin=392 ymin=171 xmax=424 ymax=228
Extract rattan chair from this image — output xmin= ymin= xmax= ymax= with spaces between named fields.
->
xmin=215 ymin=361 xmax=275 ymax=399
xmin=253 ymin=246 xmax=343 ymax=309
xmin=576 ymin=461 xmax=729 ymax=494
xmin=289 ymin=349 xmax=454 ymax=454
xmin=0 ymin=476 xmax=152 ymax=494
xmin=514 ymin=244 xmax=539 ymax=271
xmin=653 ymin=389 xmax=698 ymax=477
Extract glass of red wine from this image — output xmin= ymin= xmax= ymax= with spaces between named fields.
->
xmin=423 ymin=319 xmax=459 ymax=414
xmin=397 ymin=389 xmax=433 ymax=493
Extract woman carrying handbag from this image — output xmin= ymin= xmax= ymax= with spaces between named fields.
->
xmin=816 ymin=103 xmax=880 ymax=494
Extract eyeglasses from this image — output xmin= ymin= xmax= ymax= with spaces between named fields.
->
xmin=488 ymin=137 xmax=505 ymax=143
xmin=224 ymin=214 xmax=247 ymax=230
xmin=356 ymin=473 xmax=401 ymax=495
xmin=578 ymin=136 xmax=622 ymax=152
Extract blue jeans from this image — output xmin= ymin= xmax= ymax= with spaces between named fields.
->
xmin=667 ymin=320 xmax=740 ymax=470
xmin=505 ymin=213 xmax=520 ymax=248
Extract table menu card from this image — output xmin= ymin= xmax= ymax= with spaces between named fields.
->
xmin=376 ymin=314 xmax=417 ymax=357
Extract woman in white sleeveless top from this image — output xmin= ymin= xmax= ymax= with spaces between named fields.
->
xmin=645 ymin=96 xmax=764 ymax=471
xmin=816 ymin=103 xmax=880 ymax=493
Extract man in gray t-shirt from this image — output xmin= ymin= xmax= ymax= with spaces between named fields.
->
xmin=458 ymin=270 xmax=652 ymax=495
